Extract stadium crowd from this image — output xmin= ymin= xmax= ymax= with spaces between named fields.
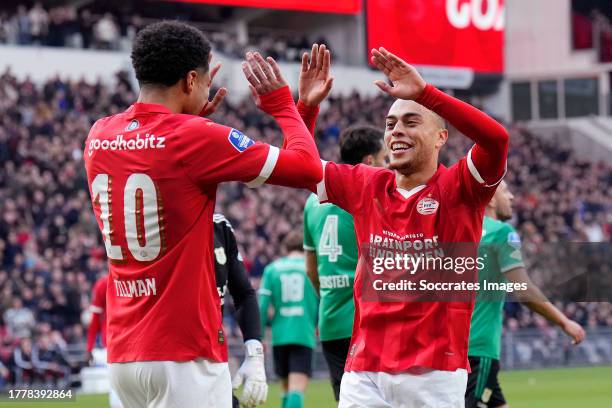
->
xmin=0 ymin=3 xmax=319 ymax=62
xmin=0 ymin=66 xmax=610 ymax=387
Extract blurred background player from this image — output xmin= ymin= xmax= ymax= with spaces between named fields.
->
xmin=303 ymin=124 xmax=386 ymax=402
xmin=86 ymin=274 xmax=107 ymax=364
xmin=212 ymin=213 xmax=267 ymax=408
xmin=258 ymin=231 xmax=318 ymax=408
xmin=84 ymin=21 xmax=322 ymax=407
xmin=86 ymin=273 xmax=122 ymax=408
xmin=466 ymin=181 xmax=586 ymax=408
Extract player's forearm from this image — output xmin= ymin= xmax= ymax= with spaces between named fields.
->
xmin=523 ymin=301 xmax=568 ymax=328
xmin=417 ymin=84 xmax=509 ymax=183
xmin=305 ymin=251 xmax=320 ymax=294
xmin=236 ymin=293 xmax=263 ymax=341
xmin=513 ymin=281 xmax=568 ymax=327
xmin=518 ymin=282 xmax=566 ymax=327
xmin=86 ymin=313 xmax=101 ymax=353
xmin=296 ymin=100 xmax=319 ymax=138
xmin=260 ymin=87 xmax=323 ymax=187
xmin=258 ymin=296 xmax=270 ymax=335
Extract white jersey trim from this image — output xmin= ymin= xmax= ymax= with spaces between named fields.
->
xmin=213 ymin=213 xmax=234 ymax=231
xmin=467 ymin=146 xmax=506 ymax=187
xmin=500 ymin=262 xmax=525 ymax=274
xmin=303 ymin=244 xmax=315 ymax=251
xmin=316 ymin=160 xmax=328 ymax=202
xmin=89 ymin=305 xmax=104 ymax=314
xmin=246 ymin=145 xmax=280 ymax=188
xmin=396 ymin=185 xmax=426 ymax=199
xmin=258 ymin=288 xmax=272 ymax=296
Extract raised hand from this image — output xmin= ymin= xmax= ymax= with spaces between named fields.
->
xmin=242 ymin=51 xmax=287 ymax=98
xmin=299 ymin=44 xmax=334 ymax=107
xmin=371 ymin=47 xmax=426 ymax=100
xmin=200 ymin=62 xmax=227 ymax=117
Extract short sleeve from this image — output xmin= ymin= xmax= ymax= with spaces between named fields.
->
xmin=258 ymin=267 xmax=273 ymax=298
xmin=443 ymin=155 xmax=500 ymax=208
xmin=90 ymin=278 xmax=106 ymax=314
xmin=303 ymin=195 xmax=315 ymax=251
xmin=317 ymin=162 xmax=378 ymax=215
xmin=497 ymin=225 xmax=525 ymax=274
xmin=176 ymin=118 xmax=278 ymax=188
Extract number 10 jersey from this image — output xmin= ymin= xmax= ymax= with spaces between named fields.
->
xmin=84 ymin=102 xmax=277 ymax=364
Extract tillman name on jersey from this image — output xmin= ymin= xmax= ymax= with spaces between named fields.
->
xmin=114 ymin=278 xmax=157 ymax=298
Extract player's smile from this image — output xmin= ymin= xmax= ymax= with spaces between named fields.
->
xmin=389 ymin=141 xmax=415 ymax=154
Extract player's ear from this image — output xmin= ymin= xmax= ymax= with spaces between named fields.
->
xmin=435 ymin=129 xmax=448 ymax=149
xmin=184 ymin=70 xmax=198 ymax=94
xmin=486 ymin=193 xmax=497 ymax=210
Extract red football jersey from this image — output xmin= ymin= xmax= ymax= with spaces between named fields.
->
xmin=83 ymin=90 xmax=317 ymax=363
xmin=318 ymin=155 xmax=498 ymax=373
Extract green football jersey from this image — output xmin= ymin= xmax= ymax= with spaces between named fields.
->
xmin=303 ymin=193 xmax=356 ymax=341
xmin=258 ymin=255 xmax=318 ymax=348
xmin=469 ymin=216 xmax=525 ymax=360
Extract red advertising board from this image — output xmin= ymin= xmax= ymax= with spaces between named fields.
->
xmin=367 ymin=0 xmax=504 ymax=73
xmin=171 ymin=0 xmax=361 ymax=14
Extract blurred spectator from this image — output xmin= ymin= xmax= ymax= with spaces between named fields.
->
xmin=0 ymin=359 xmax=9 ymax=388
xmin=12 ymin=337 xmax=34 ymax=386
xmin=93 ymin=13 xmax=119 ymax=50
xmin=16 ymin=5 xmax=31 ymax=45
xmin=32 ymin=334 xmax=71 ymax=387
xmin=28 ymin=3 xmax=48 ymax=45
xmin=3 ymin=298 xmax=35 ymax=339
xmin=78 ymin=9 xmax=94 ymax=49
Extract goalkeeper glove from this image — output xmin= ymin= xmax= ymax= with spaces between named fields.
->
xmin=232 ymin=339 xmax=268 ymax=407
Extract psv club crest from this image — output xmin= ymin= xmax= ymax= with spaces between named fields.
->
xmin=416 ymin=197 xmax=439 ymax=215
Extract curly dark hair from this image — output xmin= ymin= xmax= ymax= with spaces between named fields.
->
xmin=131 ymin=21 xmax=211 ymax=87
xmin=339 ymin=125 xmax=384 ymax=165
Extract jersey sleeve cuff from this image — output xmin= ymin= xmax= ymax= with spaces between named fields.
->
xmin=467 ymin=147 xmax=506 ymax=187
xmin=316 ymin=160 xmax=329 ymax=202
xmin=296 ymin=100 xmax=320 ymax=116
xmin=501 ymin=262 xmax=525 ymax=273
xmin=259 ymin=86 xmax=294 ymax=113
xmin=246 ymin=145 xmax=280 ymax=188
xmin=303 ymin=244 xmax=315 ymax=251
xmin=415 ymin=84 xmax=438 ymax=107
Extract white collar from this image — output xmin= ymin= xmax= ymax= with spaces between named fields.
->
xmin=396 ymin=185 xmax=426 ymax=199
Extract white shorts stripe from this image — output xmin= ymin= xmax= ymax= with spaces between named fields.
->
xmin=246 ymin=146 xmax=280 ymax=188
xmin=316 ymin=160 xmax=328 ymax=202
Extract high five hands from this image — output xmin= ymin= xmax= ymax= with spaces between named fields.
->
xmin=371 ymin=47 xmax=426 ymax=100
xmin=299 ymin=43 xmax=334 ymax=107
xmin=243 ymin=51 xmax=288 ymax=108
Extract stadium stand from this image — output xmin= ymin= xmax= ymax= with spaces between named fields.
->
xmin=0 ymin=3 xmax=324 ymax=62
xmin=0 ymin=63 xmax=610 ymax=387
